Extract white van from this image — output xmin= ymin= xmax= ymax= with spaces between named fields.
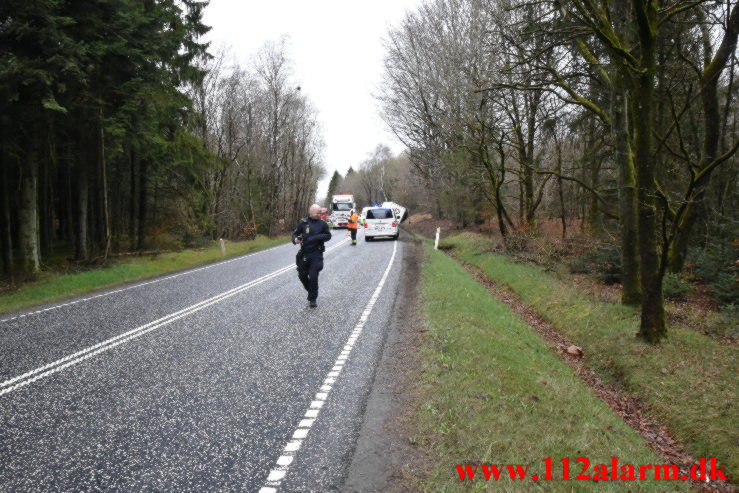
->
xmin=363 ymin=207 xmax=399 ymax=241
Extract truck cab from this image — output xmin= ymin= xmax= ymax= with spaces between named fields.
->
xmin=329 ymin=194 xmax=355 ymax=228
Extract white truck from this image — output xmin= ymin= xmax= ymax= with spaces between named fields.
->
xmin=329 ymin=194 xmax=356 ymax=228
xmin=382 ymin=202 xmax=407 ymax=223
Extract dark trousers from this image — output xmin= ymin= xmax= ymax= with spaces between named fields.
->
xmin=350 ymin=229 xmax=357 ymax=243
xmin=297 ymin=254 xmax=324 ymax=301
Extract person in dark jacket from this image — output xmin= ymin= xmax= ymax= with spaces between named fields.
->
xmin=292 ymin=204 xmax=332 ymax=308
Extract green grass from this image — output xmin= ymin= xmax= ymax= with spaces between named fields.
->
xmin=0 ymin=236 xmax=289 ymax=315
xmin=438 ymin=233 xmax=738 ymax=483
xmin=416 ymin=241 xmax=690 ymax=491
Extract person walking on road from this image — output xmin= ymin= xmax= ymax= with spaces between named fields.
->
xmin=347 ymin=209 xmax=359 ymax=246
xmin=293 ymin=204 xmax=332 ymax=308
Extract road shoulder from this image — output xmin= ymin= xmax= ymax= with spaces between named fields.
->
xmin=344 ymin=235 xmax=429 ymax=492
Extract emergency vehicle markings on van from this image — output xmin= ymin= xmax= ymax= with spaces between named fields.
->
xmin=260 ymin=240 xmax=398 ymax=492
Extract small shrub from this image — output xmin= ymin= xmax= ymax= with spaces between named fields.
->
xmin=503 ymin=229 xmax=537 ymax=253
xmin=150 ymin=232 xmax=183 ymax=251
xmin=663 ymin=273 xmax=693 ymax=300
xmin=569 ymin=256 xmax=591 ymax=274
xmin=688 ymin=229 xmax=738 ymax=306
xmin=569 ymin=243 xmax=621 ymax=284
xmin=181 ymin=231 xmax=211 ymax=249
xmin=707 ymin=304 xmax=739 ymax=338
xmin=711 ymin=270 xmax=738 ymax=306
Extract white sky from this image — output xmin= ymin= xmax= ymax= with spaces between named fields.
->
xmin=202 ymin=0 xmax=423 ymax=199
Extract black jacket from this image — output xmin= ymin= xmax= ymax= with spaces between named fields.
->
xmin=292 ymin=217 xmax=332 ymax=255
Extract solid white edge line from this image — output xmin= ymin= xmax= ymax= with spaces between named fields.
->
xmin=259 ymin=240 xmax=398 ymax=492
xmin=0 ymin=239 xmax=349 ymax=396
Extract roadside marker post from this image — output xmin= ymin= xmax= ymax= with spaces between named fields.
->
xmin=220 ymin=238 xmax=226 ymax=257
xmin=434 ymin=227 xmax=440 ymax=250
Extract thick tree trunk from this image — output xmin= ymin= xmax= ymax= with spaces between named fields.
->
xmin=610 ymin=0 xmax=642 ymax=306
xmin=612 ymin=90 xmax=642 ymax=305
xmin=633 ymin=0 xmax=666 ymax=342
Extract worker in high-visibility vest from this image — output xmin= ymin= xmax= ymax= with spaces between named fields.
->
xmin=346 ymin=209 xmax=359 ymax=245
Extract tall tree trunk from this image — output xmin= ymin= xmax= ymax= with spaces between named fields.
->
xmin=90 ymin=149 xmax=103 ymax=253
xmin=610 ymin=0 xmax=642 ymax=305
xmin=633 ymin=0 xmax=666 ymax=342
xmin=137 ymin=158 xmax=148 ymax=250
xmin=75 ymin=144 xmax=89 ymax=261
xmin=98 ymin=111 xmax=111 ymax=259
xmin=19 ymin=143 xmax=40 ymax=275
xmin=0 ymin=152 xmax=14 ymax=279
xmin=62 ymin=145 xmax=74 ymax=243
xmin=587 ymin=139 xmax=601 ymax=230
xmin=613 ymin=90 xmax=642 ymax=306
xmin=39 ymin=136 xmax=53 ymax=257
xmin=555 ymin=136 xmax=567 ymax=239
xmin=610 ymin=0 xmax=642 ymax=306
xmin=518 ymin=180 xmax=525 ymax=225
xmin=129 ymin=145 xmax=137 ymax=250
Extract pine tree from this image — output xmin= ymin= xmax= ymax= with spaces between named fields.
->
xmin=326 ymin=170 xmax=341 ymax=199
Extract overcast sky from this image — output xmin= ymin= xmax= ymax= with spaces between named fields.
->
xmin=202 ymin=0 xmax=423 ymax=199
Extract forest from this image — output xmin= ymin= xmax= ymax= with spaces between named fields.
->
xmin=0 ymin=0 xmax=323 ymax=278
xmin=2 ymin=0 xmax=738 ymax=343
xmin=340 ymin=0 xmax=737 ymax=343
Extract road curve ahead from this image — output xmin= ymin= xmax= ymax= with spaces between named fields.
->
xmin=0 ymin=230 xmax=405 ymax=492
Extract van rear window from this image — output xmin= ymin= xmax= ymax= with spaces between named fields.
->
xmin=366 ymin=208 xmax=394 ymax=220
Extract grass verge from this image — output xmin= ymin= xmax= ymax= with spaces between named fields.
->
xmin=439 ymin=233 xmax=737 ymax=482
xmin=0 ymin=236 xmax=289 ymax=315
xmin=415 ymin=240 xmax=690 ymax=491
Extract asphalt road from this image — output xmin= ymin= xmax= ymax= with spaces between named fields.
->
xmin=0 ymin=229 xmax=405 ymax=492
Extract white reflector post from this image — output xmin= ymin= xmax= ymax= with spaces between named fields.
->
xmin=220 ymin=238 xmax=226 ymax=257
xmin=434 ymin=227 xmax=440 ymax=250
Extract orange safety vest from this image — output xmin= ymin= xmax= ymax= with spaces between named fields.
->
xmin=347 ymin=213 xmax=358 ymax=229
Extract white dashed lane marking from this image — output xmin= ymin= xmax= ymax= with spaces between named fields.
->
xmin=0 ymin=240 xmax=349 ymax=397
xmin=259 ymin=240 xmax=398 ymax=492
xmin=0 ymin=242 xmax=292 ymax=324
